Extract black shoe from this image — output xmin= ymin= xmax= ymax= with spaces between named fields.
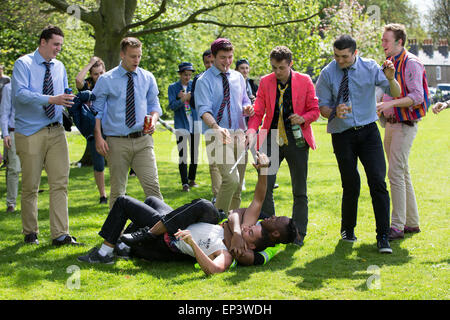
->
xmin=24 ymin=233 xmax=39 ymax=245
xmin=120 ymin=226 xmax=155 ymax=246
xmin=292 ymin=234 xmax=304 ymax=247
xmin=273 ymin=183 xmax=279 ymax=189
xmin=114 ymin=240 xmax=131 ymax=260
xmin=78 ymin=247 xmax=114 ymax=264
xmin=377 ymin=234 xmax=393 ymax=254
xmin=341 ymin=229 xmax=357 ymax=243
xmin=52 ymin=235 xmax=84 ymax=246
xmin=99 ymin=196 xmax=108 ymax=204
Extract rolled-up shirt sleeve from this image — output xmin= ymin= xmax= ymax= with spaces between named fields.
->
xmin=404 ymin=59 xmax=425 ymax=106
xmin=195 ymin=78 xmax=213 ymax=118
xmin=92 ymin=75 xmax=107 ymax=119
xmin=12 ymin=60 xmax=49 ymax=106
xmin=315 ymin=70 xmax=333 ymax=108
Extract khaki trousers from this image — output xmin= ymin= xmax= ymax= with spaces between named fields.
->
xmin=384 ymin=122 xmax=420 ymax=230
xmin=205 ymin=131 xmax=247 ymax=212
xmin=5 ymin=131 xmax=21 ymax=206
xmin=106 ymin=135 xmax=162 ymax=209
xmin=15 ymin=125 xmax=70 ymax=239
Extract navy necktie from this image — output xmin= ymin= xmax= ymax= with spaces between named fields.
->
xmin=125 ymin=72 xmax=136 ymax=128
xmin=42 ymin=62 xmax=55 ymax=119
xmin=337 ymin=68 xmax=349 ymax=104
xmin=217 ymin=72 xmax=231 ymax=128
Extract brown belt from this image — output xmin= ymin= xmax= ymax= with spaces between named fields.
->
xmin=46 ymin=122 xmax=61 ymax=128
xmin=386 ymin=117 xmax=415 ymax=127
xmin=108 ymin=131 xmax=146 ymax=139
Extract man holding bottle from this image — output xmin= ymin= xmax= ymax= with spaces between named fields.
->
xmin=246 ymin=46 xmax=320 ymax=247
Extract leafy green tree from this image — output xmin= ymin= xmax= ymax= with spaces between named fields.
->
xmin=426 ymin=0 xmax=450 ymax=42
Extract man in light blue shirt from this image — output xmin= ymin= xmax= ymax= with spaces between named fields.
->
xmin=93 ymin=37 xmax=163 ymax=208
xmin=11 ymin=25 xmax=81 ymax=246
xmin=315 ymin=35 xmax=400 ymax=254
xmin=195 ymin=38 xmax=254 ymax=213
xmin=0 ymin=82 xmax=21 ymax=213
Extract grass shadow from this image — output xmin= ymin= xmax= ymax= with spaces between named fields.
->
xmin=286 ymin=240 xmax=411 ymax=291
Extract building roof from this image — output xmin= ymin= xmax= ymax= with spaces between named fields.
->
xmin=417 ymin=50 xmax=450 ymax=66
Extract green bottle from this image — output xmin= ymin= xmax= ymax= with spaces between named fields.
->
xmin=291 ymin=124 xmax=306 ymax=148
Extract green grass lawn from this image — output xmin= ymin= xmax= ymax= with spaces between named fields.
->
xmin=0 ymin=111 xmax=448 ymax=300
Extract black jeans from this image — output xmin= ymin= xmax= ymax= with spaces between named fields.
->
xmin=259 ymin=133 xmax=310 ymax=237
xmin=98 ymin=196 xmax=221 ymax=261
xmin=331 ymin=122 xmax=390 ymax=238
xmin=177 ymin=132 xmax=199 ymax=185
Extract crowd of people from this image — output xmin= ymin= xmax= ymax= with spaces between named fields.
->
xmin=0 ymin=22 xmax=443 ymax=275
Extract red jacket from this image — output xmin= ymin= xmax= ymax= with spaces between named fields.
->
xmin=248 ymin=71 xmax=320 ymax=150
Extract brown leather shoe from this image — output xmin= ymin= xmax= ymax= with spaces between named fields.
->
xmin=52 ymin=235 xmax=84 ymax=246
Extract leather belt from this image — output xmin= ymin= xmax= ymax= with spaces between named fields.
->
xmin=46 ymin=122 xmax=61 ymax=128
xmin=386 ymin=117 xmax=415 ymax=127
xmin=344 ymin=122 xmax=374 ymax=133
xmin=108 ymin=131 xmax=146 ymax=139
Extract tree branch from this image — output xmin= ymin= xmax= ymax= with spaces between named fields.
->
xmin=127 ymin=9 xmax=321 ymax=37
xmin=123 ymin=0 xmax=167 ymax=31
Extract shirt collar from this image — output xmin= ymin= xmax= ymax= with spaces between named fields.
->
xmin=118 ymin=62 xmax=137 ymax=77
xmin=34 ymin=49 xmax=54 ymax=66
xmin=211 ymin=65 xmax=230 ymax=77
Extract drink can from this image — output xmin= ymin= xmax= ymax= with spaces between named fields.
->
xmin=64 ymin=88 xmax=73 ymax=94
xmin=143 ymin=114 xmax=153 ymax=134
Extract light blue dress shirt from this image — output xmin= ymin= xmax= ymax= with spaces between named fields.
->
xmin=316 ymin=56 xmax=391 ymax=134
xmin=0 ymin=83 xmax=14 ymax=137
xmin=195 ymin=65 xmax=251 ymax=133
xmin=11 ymin=49 xmax=68 ymax=136
xmin=92 ymin=63 xmax=162 ymax=136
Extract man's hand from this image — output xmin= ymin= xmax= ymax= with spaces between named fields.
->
xmin=175 ymin=229 xmax=194 ymax=246
xmin=376 ymin=100 xmax=395 ymax=114
xmin=3 ymin=136 xmax=11 ymax=149
xmin=243 ymin=105 xmax=255 ymax=117
xmin=288 ymin=113 xmax=305 ymax=125
xmin=336 ymin=103 xmax=351 ymax=119
xmin=382 ymin=60 xmax=395 ymax=80
xmin=95 ymin=136 xmax=109 ymax=157
xmin=433 ymin=101 xmax=448 ymax=114
xmin=217 ymin=126 xmax=231 ymax=144
xmin=48 ymin=94 xmax=75 ymax=108
xmin=230 ymin=233 xmax=247 ymax=258
xmin=252 ymin=151 xmax=269 ymax=170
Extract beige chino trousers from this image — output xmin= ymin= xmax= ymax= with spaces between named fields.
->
xmin=15 ymin=125 xmax=70 ymax=239
xmin=384 ymin=122 xmax=420 ymax=230
xmin=106 ymin=134 xmax=162 ymax=209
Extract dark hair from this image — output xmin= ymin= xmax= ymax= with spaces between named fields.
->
xmin=285 ymin=219 xmax=298 ymax=244
xmin=270 ymin=46 xmax=293 ymax=64
xmin=253 ymin=226 xmax=275 ymax=252
xmin=120 ymin=37 xmax=142 ymax=52
xmin=333 ymin=35 xmax=357 ymax=53
xmin=384 ymin=24 xmax=407 ymax=47
xmin=202 ymin=49 xmax=212 ymax=59
xmin=39 ymin=25 xmax=64 ymax=43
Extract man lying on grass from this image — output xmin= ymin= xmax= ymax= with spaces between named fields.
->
xmin=78 ymin=152 xmax=298 ymax=275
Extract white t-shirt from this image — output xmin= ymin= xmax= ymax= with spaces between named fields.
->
xmin=174 ymin=223 xmax=227 ymax=257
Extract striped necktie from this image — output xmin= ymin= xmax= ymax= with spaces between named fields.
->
xmin=337 ymin=68 xmax=349 ymax=104
xmin=125 ymin=72 xmax=136 ymax=128
xmin=217 ymin=72 xmax=232 ymax=128
xmin=42 ymin=62 xmax=55 ymax=119
xmin=277 ymin=83 xmax=289 ymax=146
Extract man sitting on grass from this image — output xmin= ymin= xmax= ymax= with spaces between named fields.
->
xmin=78 ymin=152 xmax=298 ymax=275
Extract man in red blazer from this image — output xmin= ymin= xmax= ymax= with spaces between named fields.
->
xmin=247 ymin=46 xmax=320 ymax=247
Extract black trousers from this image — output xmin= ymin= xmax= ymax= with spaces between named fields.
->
xmin=177 ymin=132 xmax=199 ymax=185
xmin=331 ymin=122 xmax=390 ymax=238
xmin=98 ymin=196 xmax=221 ymax=261
xmin=259 ymin=133 xmax=310 ymax=237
